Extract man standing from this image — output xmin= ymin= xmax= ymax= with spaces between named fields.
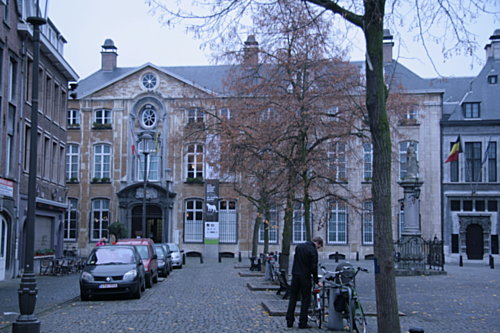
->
xmin=286 ymin=236 xmax=323 ymax=328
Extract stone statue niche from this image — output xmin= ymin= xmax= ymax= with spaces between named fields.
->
xmin=406 ymin=142 xmax=419 ymax=180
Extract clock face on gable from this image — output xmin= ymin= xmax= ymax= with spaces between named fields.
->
xmin=141 ymin=73 xmax=158 ymax=90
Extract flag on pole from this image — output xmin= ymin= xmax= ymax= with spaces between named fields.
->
xmin=129 ymin=121 xmax=138 ymax=157
xmin=481 ymin=140 xmax=492 ymax=165
xmin=445 ymin=135 xmax=462 ymax=163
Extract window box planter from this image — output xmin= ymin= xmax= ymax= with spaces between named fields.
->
xmin=67 ymin=177 xmax=79 ymax=183
xmin=185 ymin=177 xmax=204 ymax=184
xmin=91 ymin=177 xmax=111 ymax=184
xmin=35 ymin=248 xmax=55 ymax=256
xmin=92 ymin=123 xmax=112 ymax=129
xmin=67 ymin=124 xmax=80 ymax=129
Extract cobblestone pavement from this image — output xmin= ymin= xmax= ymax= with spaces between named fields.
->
xmin=1 ymin=258 xmax=499 ymax=332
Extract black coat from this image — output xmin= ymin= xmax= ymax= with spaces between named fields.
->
xmin=291 ymin=241 xmax=319 ymax=284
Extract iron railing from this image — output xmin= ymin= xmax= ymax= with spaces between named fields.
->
xmin=394 ymin=236 xmax=445 ymax=271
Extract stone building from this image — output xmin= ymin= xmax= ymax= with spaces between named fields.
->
xmin=0 ymin=0 xmax=77 ymax=279
xmin=438 ymin=29 xmax=500 ymax=262
xmin=66 ymin=34 xmax=443 ymax=261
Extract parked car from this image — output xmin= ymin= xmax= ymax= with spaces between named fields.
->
xmin=116 ymin=238 xmax=158 ymax=288
xmin=79 ymin=245 xmax=146 ymax=301
xmin=154 ymin=244 xmax=171 ymax=277
xmin=166 ymin=243 xmax=183 ymax=268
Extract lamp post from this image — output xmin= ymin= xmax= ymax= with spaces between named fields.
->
xmin=13 ymin=1 xmax=47 ymax=332
xmin=141 ymin=134 xmax=152 ymax=238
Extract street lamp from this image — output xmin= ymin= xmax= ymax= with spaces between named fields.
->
xmin=141 ymin=133 xmax=152 ymax=238
xmin=13 ymin=1 xmax=47 ymax=332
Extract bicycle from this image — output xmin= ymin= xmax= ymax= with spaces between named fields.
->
xmin=320 ymin=262 xmax=368 ymax=333
xmin=307 ymin=282 xmax=323 ymax=328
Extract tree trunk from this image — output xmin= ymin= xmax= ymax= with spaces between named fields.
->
xmin=251 ymin=215 xmax=261 ymax=258
xmin=364 ymin=1 xmax=401 ymax=332
xmin=280 ymin=188 xmax=294 ymax=273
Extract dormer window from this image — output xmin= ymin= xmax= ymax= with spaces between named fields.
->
xmin=488 ymin=75 xmax=498 ymax=84
xmin=463 ymin=102 xmax=480 ymax=119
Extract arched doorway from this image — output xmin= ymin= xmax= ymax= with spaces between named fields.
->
xmin=466 ymin=224 xmax=484 ymax=260
xmin=131 ymin=205 xmax=163 ymax=243
xmin=0 ymin=216 xmax=7 ymax=280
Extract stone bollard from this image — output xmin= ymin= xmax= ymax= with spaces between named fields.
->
xmin=356 ymin=251 xmax=359 ymax=261
xmin=238 ymin=251 xmax=242 ymax=262
xmin=182 ymin=253 xmax=186 ymax=265
xmin=200 ymin=254 xmax=204 ymax=264
xmin=218 ymin=253 xmax=221 ymax=263
xmin=459 ymin=255 xmax=463 ymax=267
xmin=335 ymin=251 xmax=339 ymax=263
xmin=489 ymin=255 xmax=494 ymax=269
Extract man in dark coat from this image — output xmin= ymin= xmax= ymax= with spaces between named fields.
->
xmin=286 ymin=236 xmax=323 ymax=328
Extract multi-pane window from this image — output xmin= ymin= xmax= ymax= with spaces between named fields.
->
xmin=95 ymin=109 xmax=112 ymax=124
xmin=327 ymin=201 xmax=347 ymax=244
xmin=64 ymin=198 xmax=78 ymax=240
xmin=184 ymin=199 xmax=204 ymax=242
xmin=219 ymin=108 xmax=231 ymax=119
xmin=186 ymin=144 xmax=204 ymax=180
xmin=362 ymin=201 xmax=374 ymax=245
xmin=66 ymin=144 xmax=79 ymax=181
xmin=137 ymin=139 xmax=159 ymax=181
xmin=219 ymin=199 xmax=237 ymax=243
xmin=93 ymin=144 xmax=111 ymax=179
xmin=485 ymin=141 xmax=497 ymax=182
xmin=67 ymin=109 xmax=80 ymax=126
xmin=187 ymin=108 xmax=204 ymax=123
xmin=258 ymin=205 xmax=278 ymax=243
xmin=465 ymin=142 xmax=481 ymax=182
xmin=91 ymin=199 xmax=109 ymax=241
xmin=328 ymin=141 xmax=346 ymax=181
xmin=463 ymin=103 xmax=480 ymax=119
xmin=363 ymin=143 xmax=372 ymax=181
xmin=140 ymin=104 xmax=157 ymax=129
xmin=8 ymin=57 xmax=17 ymax=102
xmin=6 ymin=106 xmax=15 ymax=177
xmin=399 ymin=141 xmax=418 ymax=180
xmin=292 ymin=203 xmax=307 ymax=243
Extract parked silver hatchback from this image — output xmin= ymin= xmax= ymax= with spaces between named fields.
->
xmin=166 ymin=243 xmax=183 ymax=268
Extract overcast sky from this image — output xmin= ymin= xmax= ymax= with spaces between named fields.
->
xmin=49 ymin=0 xmax=499 ymax=81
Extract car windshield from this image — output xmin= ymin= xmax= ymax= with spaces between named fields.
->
xmin=169 ymin=244 xmax=179 ymax=251
xmin=154 ymin=246 xmax=165 ymax=259
xmin=88 ymin=248 xmax=135 ymax=265
xmin=135 ymin=245 xmax=149 ymax=259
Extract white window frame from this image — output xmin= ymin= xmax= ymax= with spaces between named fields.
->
xmin=187 ymin=108 xmax=204 ymax=124
xmin=258 ymin=205 xmax=278 ymax=244
xmin=292 ymin=203 xmax=307 ymax=243
xmin=219 ymin=199 xmax=237 ymax=243
xmin=328 ymin=141 xmax=347 ymax=181
xmin=363 ymin=143 xmax=373 ymax=181
xmin=362 ymin=201 xmax=374 ymax=245
xmin=64 ymin=198 xmax=78 ymax=240
xmin=327 ymin=201 xmax=347 ymax=244
xmin=137 ymin=139 xmax=159 ymax=181
xmin=184 ymin=199 xmax=204 ymax=242
xmin=66 ymin=144 xmax=79 ymax=180
xmin=91 ymin=199 xmax=109 ymax=241
xmin=93 ymin=144 xmax=111 ymax=179
xmin=67 ymin=109 xmax=80 ymax=126
xmin=94 ymin=109 xmax=112 ymax=125
xmin=186 ymin=144 xmax=204 ymax=180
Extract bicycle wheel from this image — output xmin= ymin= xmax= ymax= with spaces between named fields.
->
xmin=308 ymin=291 xmax=323 ymax=328
xmin=353 ymin=300 xmax=367 ymax=333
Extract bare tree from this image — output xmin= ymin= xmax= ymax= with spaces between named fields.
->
xmin=146 ymin=0 xmax=495 ymax=331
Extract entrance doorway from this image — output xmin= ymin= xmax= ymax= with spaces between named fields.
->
xmin=131 ymin=205 xmax=163 ymax=243
xmin=466 ymin=224 xmax=484 ymax=260
xmin=0 ymin=216 xmax=7 ymax=280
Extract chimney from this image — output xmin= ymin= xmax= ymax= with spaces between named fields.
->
xmin=101 ymin=39 xmax=118 ymax=71
xmin=243 ymin=35 xmax=259 ymax=66
xmin=486 ymin=28 xmax=500 ymax=61
xmin=383 ymin=29 xmax=394 ymax=63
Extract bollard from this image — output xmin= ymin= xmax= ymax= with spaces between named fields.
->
xmin=218 ymin=253 xmax=221 ymax=263
xmin=490 ymin=255 xmax=494 ymax=269
xmin=356 ymin=251 xmax=359 ymax=261
xmin=459 ymin=255 xmax=463 ymax=267
xmin=238 ymin=251 xmax=242 ymax=262
xmin=200 ymin=254 xmax=204 ymax=264
xmin=335 ymin=251 xmax=339 ymax=263
xmin=408 ymin=328 xmax=424 ymax=333
xmin=182 ymin=253 xmax=186 ymax=265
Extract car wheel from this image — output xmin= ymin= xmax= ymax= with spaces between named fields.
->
xmin=132 ymin=281 xmax=142 ymax=299
xmin=146 ymin=273 xmax=153 ymax=288
xmin=80 ymin=289 xmax=91 ymax=301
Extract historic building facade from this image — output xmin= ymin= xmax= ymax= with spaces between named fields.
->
xmin=0 ymin=0 xmax=77 ymax=279
xmin=439 ymin=29 xmax=500 ymax=262
xmin=66 ymin=34 xmax=443 ymax=261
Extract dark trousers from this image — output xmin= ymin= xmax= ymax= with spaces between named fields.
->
xmin=286 ymin=274 xmax=312 ymax=326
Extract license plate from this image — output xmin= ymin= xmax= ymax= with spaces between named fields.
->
xmin=99 ymin=283 xmax=118 ymax=288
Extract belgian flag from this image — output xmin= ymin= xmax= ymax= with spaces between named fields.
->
xmin=445 ymin=135 xmax=462 ymax=163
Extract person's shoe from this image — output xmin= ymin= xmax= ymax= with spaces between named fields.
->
xmin=298 ymin=324 xmax=311 ymax=329
xmin=286 ymin=321 xmax=293 ymax=328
